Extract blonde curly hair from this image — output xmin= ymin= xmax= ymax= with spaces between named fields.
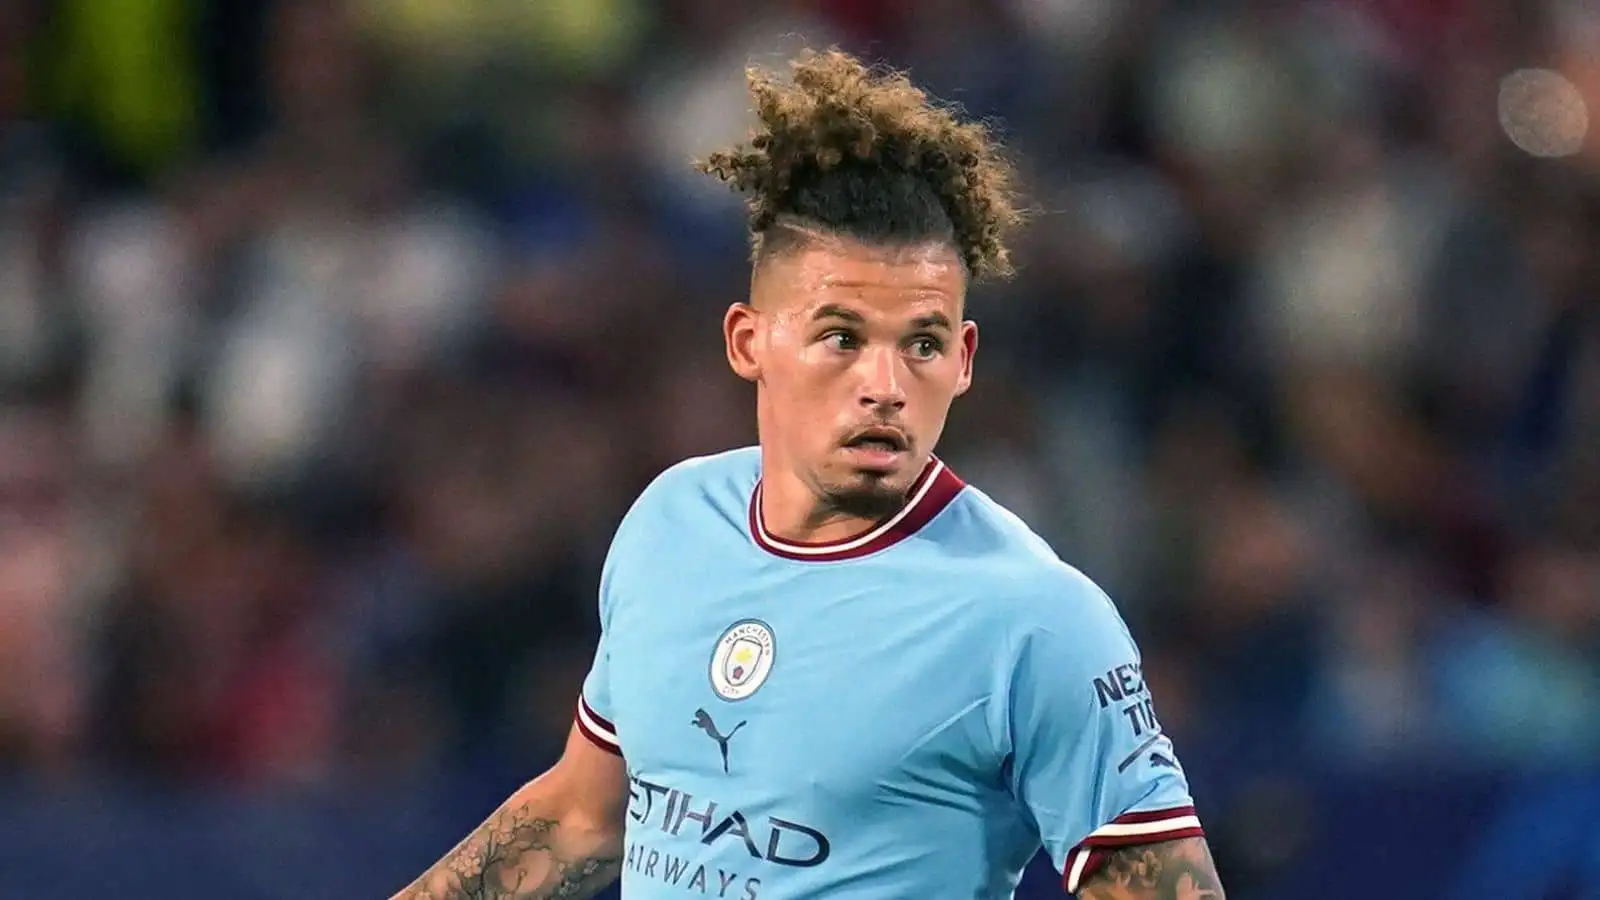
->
xmin=698 ymin=48 xmax=1024 ymax=281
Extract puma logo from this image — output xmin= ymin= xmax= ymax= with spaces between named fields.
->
xmin=691 ymin=708 xmax=746 ymax=774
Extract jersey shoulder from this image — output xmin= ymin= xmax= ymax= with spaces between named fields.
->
xmin=937 ymin=482 xmax=1129 ymax=639
xmin=599 ymin=448 xmax=759 ymax=616
xmin=614 ymin=446 xmax=760 ymax=540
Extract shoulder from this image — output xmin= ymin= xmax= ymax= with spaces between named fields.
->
xmin=657 ymin=445 xmax=761 ymax=496
xmin=944 ymin=492 xmax=1145 ymax=752
xmin=598 ymin=447 xmax=759 ymax=616
xmin=942 ymin=484 xmax=1122 ymax=618
xmin=641 ymin=445 xmax=761 ymax=496
xmin=938 ymin=484 xmax=1134 ymax=652
xmin=1002 ymin=559 xmax=1132 ymax=658
xmin=615 ymin=446 xmax=760 ymax=536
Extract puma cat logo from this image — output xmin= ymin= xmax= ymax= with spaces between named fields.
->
xmin=691 ymin=708 xmax=746 ymax=774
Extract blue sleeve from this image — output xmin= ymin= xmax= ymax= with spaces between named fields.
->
xmin=573 ymin=461 xmax=690 ymax=758
xmin=1003 ymin=575 xmax=1203 ymax=893
xmin=576 ymin=531 xmax=623 ymax=757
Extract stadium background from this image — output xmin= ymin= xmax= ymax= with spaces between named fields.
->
xmin=1 ymin=0 xmax=1598 ymax=897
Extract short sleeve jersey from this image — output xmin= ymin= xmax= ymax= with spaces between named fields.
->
xmin=576 ymin=448 xmax=1202 ymax=899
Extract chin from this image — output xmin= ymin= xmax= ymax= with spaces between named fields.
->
xmin=821 ymin=463 xmax=917 ymax=521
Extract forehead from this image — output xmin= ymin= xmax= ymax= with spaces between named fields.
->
xmin=756 ymin=240 xmax=966 ymax=321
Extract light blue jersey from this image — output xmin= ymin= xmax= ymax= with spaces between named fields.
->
xmin=575 ymin=448 xmax=1203 ymax=899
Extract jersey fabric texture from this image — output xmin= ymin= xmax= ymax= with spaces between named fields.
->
xmin=575 ymin=447 xmax=1203 ymax=899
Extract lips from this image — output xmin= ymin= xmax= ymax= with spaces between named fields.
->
xmin=843 ymin=426 xmax=910 ymax=454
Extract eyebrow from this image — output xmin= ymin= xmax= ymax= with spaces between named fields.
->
xmin=811 ymin=303 xmax=866 ymax=324
xmin=811 ymin=305 xmax=954 ymax=331
xmin=910 ymin=312 xmax=954 ymax=331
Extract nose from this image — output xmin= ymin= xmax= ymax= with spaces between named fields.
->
xmin=857 ymin=347 xmax=906 ymax=412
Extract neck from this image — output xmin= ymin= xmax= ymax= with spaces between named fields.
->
xmin=757 ymin=461 xmax=890 ymax=545
xmin=751 ymin=397 xmax=913 ymax=544
xmin=752 ymin=398 xmax=874 ymax=544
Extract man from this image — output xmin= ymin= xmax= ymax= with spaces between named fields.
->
xmin=391 ymin=48 xmax=1224 ymax=900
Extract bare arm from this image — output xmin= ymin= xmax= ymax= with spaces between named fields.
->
xmin=390 ymin=725 xmax=628 ymax=900
xmin=1075 ymin=837 xmax=1226 ymax=900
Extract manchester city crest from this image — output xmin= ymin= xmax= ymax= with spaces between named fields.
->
xmin=709 ymin=619 xmax=776 ymax=701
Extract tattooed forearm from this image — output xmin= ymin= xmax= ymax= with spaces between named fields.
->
xmin=392 ymin=804 xmax=622 ymax=900
xmin=1076 ymin=837 xmax=1225 ymax=900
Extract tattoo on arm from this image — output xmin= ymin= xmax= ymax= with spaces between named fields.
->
xmin=1076 ymin=837 xmax=1225 ymax=900
xmin=395 ymin=805 xmax=622 ymax=900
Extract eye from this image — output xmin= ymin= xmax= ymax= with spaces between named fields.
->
xmin=908 ymin=336 xmax=944 ymax=359
xmin=822 ymin=330 xmax=860 ymax=351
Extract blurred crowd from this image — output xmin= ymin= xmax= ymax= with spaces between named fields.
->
xmin=0 ymin=0 xmax=1597 ymax=793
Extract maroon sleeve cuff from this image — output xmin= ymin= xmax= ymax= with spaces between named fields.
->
xmin=1062 ymin=805 xmax=1205 ymax=893
xmin=575 ymin=695 xmax=621 ymax=756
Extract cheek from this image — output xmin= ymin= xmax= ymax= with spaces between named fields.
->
xmin=780 ymin=350 xmax=844 ymax=395
xmin=919 ymin=358 xmax=966 ymax=398
xmin=794 ymin=375 xmax=847 ymax=424
xmin=769 ymin=360 xmax=841 ymax=421
xmin=906 ymin=366 xmax=964 ymax=426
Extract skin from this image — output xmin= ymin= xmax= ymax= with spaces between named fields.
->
xmin=724 ymin=236 xmax=977 ymax=542
xmin=390 ymin=234 xmax=1225 ymax=900
xmin=1078 ymin=838 xmax=1226 ymax=900
xmin=388 ymin=725 xmax=627 ymax=900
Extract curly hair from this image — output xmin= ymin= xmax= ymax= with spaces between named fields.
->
xmin=697 ymin=49 xmax=1023 ymax=282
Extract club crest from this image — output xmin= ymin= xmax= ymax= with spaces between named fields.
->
xmin=710 ymin=619 xmax=776 ymax=701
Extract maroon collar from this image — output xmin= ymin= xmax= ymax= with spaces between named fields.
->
xmin=748 ymin=457 xmax=965 ymax=562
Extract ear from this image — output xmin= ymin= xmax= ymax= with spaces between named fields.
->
xmin=953 ymin=320 xmax=978 ymax=397
xmin=724 ymin=302 xmax=762 ymax=383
